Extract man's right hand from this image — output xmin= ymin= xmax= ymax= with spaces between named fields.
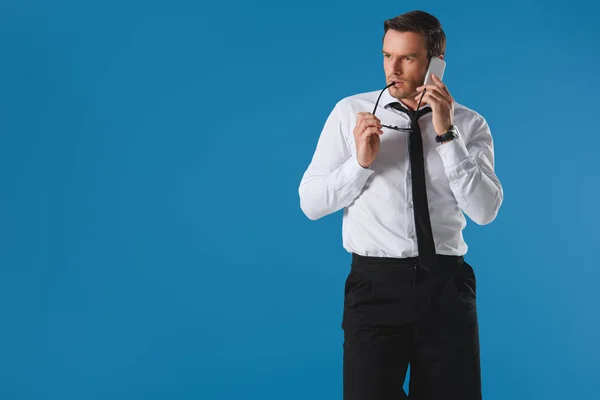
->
xmin=353 ymin=112 xmax=383 ymax=168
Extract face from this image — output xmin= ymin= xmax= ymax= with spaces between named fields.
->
xmin=383 ymin=30 xmax=437 ymax=103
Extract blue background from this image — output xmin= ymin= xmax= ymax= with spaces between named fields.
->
xmin=1 ymin=0 xmax=598 ymax=399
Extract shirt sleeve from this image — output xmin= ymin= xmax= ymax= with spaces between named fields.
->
xmin=436 ymin=114 xmax=504 ymax=225
xmin=298 ymin=103 xmax=375 ymax=220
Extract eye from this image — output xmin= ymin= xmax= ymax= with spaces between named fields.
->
xmin=404 ymin=57 xmax=413 ymax=61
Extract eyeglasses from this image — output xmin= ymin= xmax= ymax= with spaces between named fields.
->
xmin=370 ymin=81 xmax=427 ymax=132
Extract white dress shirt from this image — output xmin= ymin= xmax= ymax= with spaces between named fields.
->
xmin=298 ymin=87 xmax=503 ymax=258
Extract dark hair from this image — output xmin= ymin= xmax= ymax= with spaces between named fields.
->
xmin=383 ymin=10 xmax=446 ymax=59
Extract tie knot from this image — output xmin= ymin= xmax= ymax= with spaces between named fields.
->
xmin=389 ymin=102 xmax=432 ymax=120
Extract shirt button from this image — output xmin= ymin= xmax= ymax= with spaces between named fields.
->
xmin=409 ymin=233 xmax=415 ymax=239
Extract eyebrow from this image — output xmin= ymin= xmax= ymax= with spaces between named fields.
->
xmin=382 ymin=51 xmax=418 ymax=58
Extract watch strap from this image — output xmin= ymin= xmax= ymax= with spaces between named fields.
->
xmin=436 ymin=130 xmax=457 ymax=143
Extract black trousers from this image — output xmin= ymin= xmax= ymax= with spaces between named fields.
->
xmin=342 ymin=253 xmax=481 ymax=400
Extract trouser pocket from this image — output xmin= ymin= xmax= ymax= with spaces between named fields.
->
xmin=344 ymin=269 xmax=374 ymax=308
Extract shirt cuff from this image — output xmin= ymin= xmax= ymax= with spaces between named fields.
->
xmin=436 ymin=135 xmax=470 ymax=170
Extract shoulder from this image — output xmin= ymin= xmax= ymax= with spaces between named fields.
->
xmin=454 ymin=101 xmax=486 ymax=124
xmin=333 ymin=89 xmax=381 ymax=114
xmin=323 ymin=89 xmax=381 ymax=133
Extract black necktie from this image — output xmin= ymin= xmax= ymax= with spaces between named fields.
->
xmin=389 ymin=102 xmax=437 ymax=272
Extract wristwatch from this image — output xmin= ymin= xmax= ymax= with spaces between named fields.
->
xmin=435 ymin=125 xmax=459 ymax=143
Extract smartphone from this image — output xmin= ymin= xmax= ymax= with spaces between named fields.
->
xmin=423 ymin=56 xmax=446 ymax=85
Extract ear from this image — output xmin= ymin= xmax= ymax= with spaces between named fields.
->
xmin=438 ymin=54 xmax=445 ymax=61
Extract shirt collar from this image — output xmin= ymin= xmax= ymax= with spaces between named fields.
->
xmin=381 ymin=88 xmax=431 ymax=113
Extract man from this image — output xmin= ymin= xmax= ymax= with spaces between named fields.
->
xmin=298 ymin=10 xmax=503 ymax=400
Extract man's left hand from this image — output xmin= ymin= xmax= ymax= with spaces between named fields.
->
xmin=415 ymin=74 xmax=454 ymax=136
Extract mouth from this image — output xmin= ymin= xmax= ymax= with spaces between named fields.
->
xmin=391 ymin=81 xmax=404 ymax=87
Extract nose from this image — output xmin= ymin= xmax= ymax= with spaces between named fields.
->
xmin=391 ymin=59 xmax=403 ymax=75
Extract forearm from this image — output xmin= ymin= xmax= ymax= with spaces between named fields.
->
xmin=437 ymin=132 xmax=503 ymax=225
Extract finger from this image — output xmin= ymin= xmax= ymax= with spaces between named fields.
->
xmin=356 ymin=113 xmax=380 ymax=127
xmin=416 ymin=91 xmax=444 ymax=106
xmin=363 ymin=126 xmax=383 ymax=137
xmin=357 ymin=117 xmax=381 ymax=133
xmin=424 ymin=92 xmax=444 ymax=105
xmin=426 ymin=75 xmax=452 ymax=98
xmin=360 ymin=126 xmax=383 ymax=141
xmin=431 ymin=74 xmax=449 ymax=93
xmin=357 ymin=112 xmax=380 ymax=119
xmin=424 ymin=88 xmax=451 ymax=106
xmin=416 ymin=83 xmax=439 ymax=92
xmin=364 ymin=116 xmax=382 ymax=127
xmin=355 ymin=116 xmax=369 ymax=133
xmin=358 ymin=130 xmax=375 ymax=144
xmin=416 ymin=84 xmax=450 ymax=102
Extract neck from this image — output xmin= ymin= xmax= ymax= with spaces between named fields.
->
xmin=395 ymin=97 xmax=419 ymax=112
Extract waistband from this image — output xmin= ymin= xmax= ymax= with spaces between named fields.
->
xmin=351 ymin=252 xmax=464 ymax=268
